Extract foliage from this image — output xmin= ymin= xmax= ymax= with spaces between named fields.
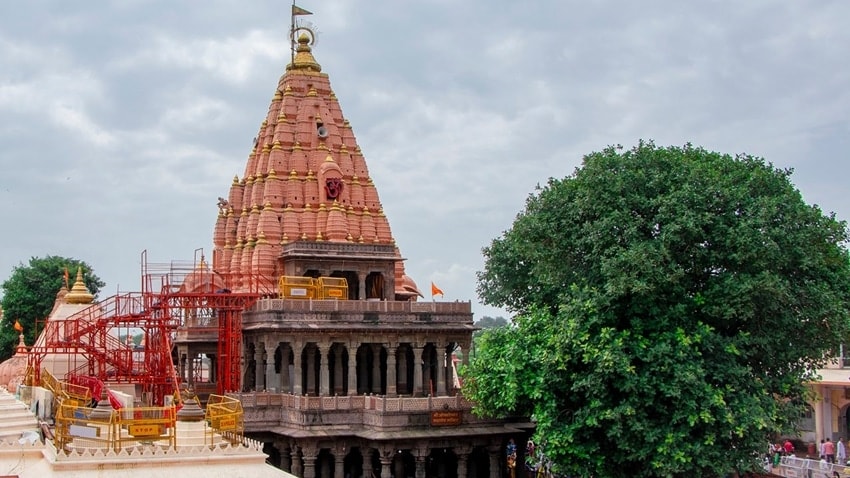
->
xmin=0 ymin=256 xmax=104 ymax=360
xmin=474 ymin=315 xmax=508 ymax=331
xmin=466 ymin=142 xmax=850 ymax=477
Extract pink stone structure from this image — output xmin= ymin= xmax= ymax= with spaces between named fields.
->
xmin=212 ymin=34 xmax=420 ymax=300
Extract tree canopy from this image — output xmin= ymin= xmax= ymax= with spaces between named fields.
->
xmin=0 ymin=256 xmax=104 ymax=360
xmin=465 ymin=142 xmax=850 ymax=477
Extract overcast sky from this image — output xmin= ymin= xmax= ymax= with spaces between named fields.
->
xmin=1 ymin=1 xmax=849 ymax=320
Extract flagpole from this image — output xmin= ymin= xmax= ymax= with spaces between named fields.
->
xmin=290 ymin=0 xmax=296 ymax=67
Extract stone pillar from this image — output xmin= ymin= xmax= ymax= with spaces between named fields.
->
xmin=319 ymin=343 xmax=331 ymax=396
xmin=208 ymin=353 xmax=217 ymax=383
xmin=361 ymin=447 xmax=373 ymax=478
xmin=303 ymin=446 xmax=319 ymax=478
xmin=380 ymin=454 xmax=393 ymax=478
xmin=371 ymin=344 xmax=382 ymax=394
xmin=266 ymin=341 xmax=278 ymax=392
xmin=487 ymin=446 xmax=501 ymax=478
xmin=348 ymin=344 xmax=358 ymax=395
xmin=413 ymin=345 xmax=423 ymax=397
xmin=334 ymin=346 xmax=345 ymax=395
xmin=456 ymin=448 xmax=471 ymax=478
xmin=277 ymin=440 xmax=292 ymax=472
xmin=179 ymin=352 xmax=187 ymax=383
xmin=255 ymin=343 xmax=265 ymax=391
xmin=386 ymin=345 xmax=397 ymax=397
xmin=397 ymin=348 xmax=408 ymax=394
xmin=293 ymin=342 xmax=303 ymax=395
xmin=282 ymin=345 xmax=292 ymax=393
xmin=187 ymin=352 xmax=195 ymax=387
xmin=446 ymin=346 xmax=455 ymax=394
xmin=292 ymin=447 xmax=304 ymax=478
xmin=436 ymin=344 xmax=447 ymax=396
xmin=415 ymin=453 xmax=427 ymax=478
xmin=334 ymin=447 xmax=345 ymax=478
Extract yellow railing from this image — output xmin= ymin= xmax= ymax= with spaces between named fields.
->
xmin=54 ymin=402 xmax=117 ymax=451
xmin=205 ymin=394 xmax=244 ymax=445
xmin=53 ymin=402 xmax=177 ymax=451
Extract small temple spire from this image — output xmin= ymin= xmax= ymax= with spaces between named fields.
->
xmin=65 ymin=267 xmax=94 ymax=304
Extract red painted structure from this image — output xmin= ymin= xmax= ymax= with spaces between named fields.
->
xmin=27 ymin=250 xmax=271 ymax=404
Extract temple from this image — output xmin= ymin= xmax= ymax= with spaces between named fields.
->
xmin=174 ymin=23 xmax=532 ymax=478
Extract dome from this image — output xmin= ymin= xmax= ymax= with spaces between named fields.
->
xmin=0 ymin=333 xmax=28 ymax=392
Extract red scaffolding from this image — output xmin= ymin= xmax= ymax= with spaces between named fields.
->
xmin=28 ymin=250 xmax=269 ymax=405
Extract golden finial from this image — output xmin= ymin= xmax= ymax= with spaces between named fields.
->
xmin=65 ymin=267 xmax=94 ymax=305
xmin=284 ymin=84 xmax=293 ymax=96
xmin=289 ymin=33 xmax=322 ymax=72
xmin=232 ymin=175 xmax=240 ymax=185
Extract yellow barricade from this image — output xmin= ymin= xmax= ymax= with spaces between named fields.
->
xmin=279 ymin=276 xmax=317 ymax=299
xmin=317 ymin=277 xmax=348 ymax=299
xmin=205 ymin=394 xmax=244 ymax=445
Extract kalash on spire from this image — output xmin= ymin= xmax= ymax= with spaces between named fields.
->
xmin=211 ymin=7 xmax=423 ymax=301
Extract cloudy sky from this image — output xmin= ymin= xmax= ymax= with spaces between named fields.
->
xmin=1 ymin=1 xmax=848 ymax=320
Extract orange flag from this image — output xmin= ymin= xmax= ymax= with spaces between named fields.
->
xmin=63 ymin=267 xmax=70 ymax=287
xmin=431 ymin=282 xmax=444 ymax=297
xmin=13 ymin=320 xmax=23 ymax=332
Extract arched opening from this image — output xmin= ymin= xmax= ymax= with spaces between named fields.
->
xmin=393 ymin=450 xmax=415 ymax=478
xmin=302 ymin=343 xmax=321 ymax=395
xmin=427 ymin=448 xmax=458 ymax=478
xmin=264 ymin=441 xmax=281 ymax=469
xmin=469 ymin=447 xmax=489 ymax=478
xmin=396 ymin=344 xmax=414 ymax=395
xmin=423 ymin=344 xmax=438 ymax=396
xmin=331 ymin=270 xmax=359 ymax=300
xmin=318 ymin=449 xmax=335 ymax=478
xmin=329 ymin=343 xmax=349 ymax=395
xmin=345 ymin=448 xmax=364 ymax=478
xmin=366 ymin=272 xmax=385 ymax=300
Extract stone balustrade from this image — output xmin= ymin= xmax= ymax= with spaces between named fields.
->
xmin=228 ymin=392 xmax=506 ymax=432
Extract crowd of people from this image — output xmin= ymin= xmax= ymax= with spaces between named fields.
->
xmin=769 ymin=437 xmax=849 ymax=468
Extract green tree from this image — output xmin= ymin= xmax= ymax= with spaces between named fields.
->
xmin=466 ymin=142 xmax=850 ymax=477
xmin=474 ymin=315 xmax=508 ymax=331
xmin=0 ymin=256 xmax=105 ymax=360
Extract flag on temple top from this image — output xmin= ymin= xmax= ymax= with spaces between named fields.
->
xmin=431 ymin=282 xmax=444 ymax=298
xmin=13 ymin=320 xmax=23 ymax=332
xmin=63 ymin=266 xmax=69 ymax=287
xmin=292 ymin=4 xmax=312 ymax=16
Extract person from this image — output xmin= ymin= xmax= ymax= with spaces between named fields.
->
xmin=506 ymin=439 xmax=517 ymax=478
xmin=783 ymin=439 xmax=795 ymax=456
xmin=838 ymin=437 xmax=847 ymax=465
xmin=820 ymin=439 xmax=826 ymax=460
xmin=824 ymin=438 xmax=836 ymax=464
